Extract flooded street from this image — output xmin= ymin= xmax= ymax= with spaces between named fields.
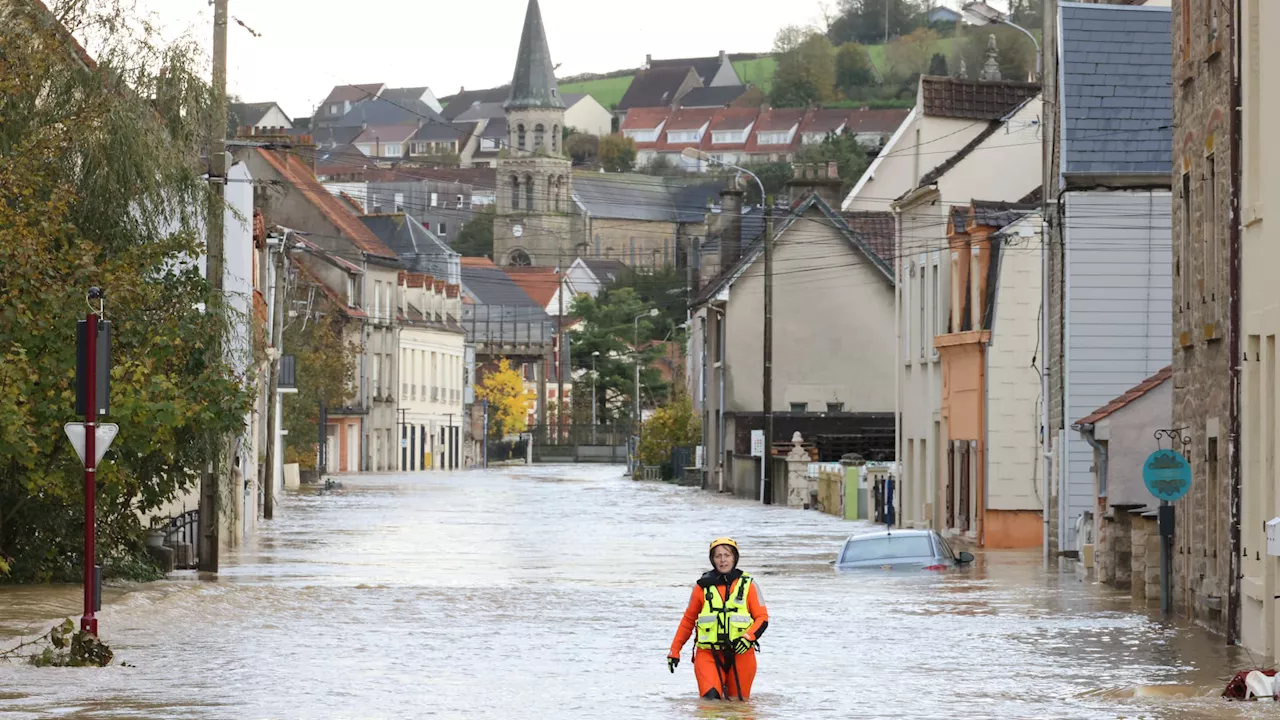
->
xmin=0 ymin=465 xmax=1268 ymax=719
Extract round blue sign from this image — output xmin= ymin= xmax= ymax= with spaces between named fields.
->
xmin=1142 ymin=449 xmax=1192 ymax=502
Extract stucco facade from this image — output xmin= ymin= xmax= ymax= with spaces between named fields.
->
xmin=1239 ymin=0 xmax=1280 ymax=663
xmin=397 ymin=274 xmax=467 ymax=471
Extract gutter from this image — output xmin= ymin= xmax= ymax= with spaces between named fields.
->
xmin=1227 ymin=0 xmax=1243 ymax=645
xmin=1076 ymin=422 xmax=1106 ymax=511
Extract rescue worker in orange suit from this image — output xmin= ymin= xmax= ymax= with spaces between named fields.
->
xmin=667 ymin=537 xmax=769 ymax=701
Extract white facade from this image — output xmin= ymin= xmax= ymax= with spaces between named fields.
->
xmin=397 ymin=277 xmax=467 ymax=471
xmin=565 ymin=94 xmax=613 ymax=137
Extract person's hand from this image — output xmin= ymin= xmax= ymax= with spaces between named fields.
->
xmin=733 ymin=637 xmax=754 ymax=655
xmin=667 ymin=655 xmax=680 ymax=673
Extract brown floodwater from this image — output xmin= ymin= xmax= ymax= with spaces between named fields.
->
xmin=0 ymin=465 xmax=1271 ymax=719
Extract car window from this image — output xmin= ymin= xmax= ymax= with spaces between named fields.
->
xmin=936 ymin=536 xmax=955 ymax=559
xmin=840 ymin=535 xmax=934 ymax=563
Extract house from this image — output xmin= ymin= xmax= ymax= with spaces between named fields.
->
xmin=647 ymin=51 xmax=743 ymax=88
xmin=465 ymin=117 xmax=507 ymax=168
xmin=353 ymin=125 xmax=418 ymax=160
xmin=1044 ymin=2 xmax=1172 ymax=565
xmin=843 ymin=76 xmax=1041 ymax=213
xmin=383 ymin=86 xmax=444 ymax=114
xmin=621 ymin=108 xmax=671 ymax=166
xmin=699 ymin=107 xmax=759 ymax=166
xmin=651 ymin=107 xmax=718 ymax=167
xmin=933 ymin=202 xmax=1043 ymax=548
xmin=889 ymin=76 xmax=1043 ymax=538
xmin=314 ymin=83 xmax=385 ymax=128
xmin=359 ymin=213 xmax=461 ymax=285
xmin=228 ymin=101 xmax=292 ymax=134
xmin=335 ymin=90 xmax=447 ymax=128
xmin=1171 ymin=0 xmax=1236 ymax=637
xmin=677 ymin=85 xmax=761 ymax=110
xmin=1073 ymin=367 xmax=1172 ymax=600
xmin=570 ymin=172 xmax=721 ymax=268
xmin=239 ymin=147 xmax=405 ymax=474
xmin=396 ymin=271 xmax=467 ymax=471
xmin=689 ymin=185 xmax=896 ymax=498
xmin=614 ymin=66 xmax=701 ymax=119
xmin=845 ymin=108 xmax=910 ymax=151
xmin=928 ymin=6 xmax=963 ymax=24
xmin=453 ymin=93 xmax=612 ymax=147
xmin=1240 ymin=0 xmax=1280 ymax=658
xmin=742 ymin=108 xmax=804 ymax=163
xmin=504 ymin=266 xmax=567 ymax=316
xmin=440 ymin=86 xmax=512 ymax=120
xmin=563 ymin=257 xmax=630 ymax=298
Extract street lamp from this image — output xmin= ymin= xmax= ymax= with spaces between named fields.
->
xmin=591 ymin=351 xmax=600 ymax=429
xmin=632 ymin=308 xmax=659 ymax=474
xmin=961 ymin=0 xmax=1041 ymax=79
xmin=680 ymin=147 xmax=775 ymax=505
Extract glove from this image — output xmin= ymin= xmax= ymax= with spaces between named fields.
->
xmin=733 ymin=637 xmax=754 ymax=655
xmin=667 ymin=655 xmax=680 ymax=673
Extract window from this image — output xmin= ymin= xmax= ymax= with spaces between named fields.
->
xmin=481 ymin=137 xmax=501 ymax=152
xmin=1205 ymin=152 xmax=1216 ymax=302
xmin=439 ymin=222 xmax=447 ymax=237
xmin=918 ymin=256 xmax=927 ymax=359
xmin=430 ymin=192 xmax=438 ymax=207
xmin=930 ymin=254 xmax=941 ymax=351
xmin=373 ymin=280 xmax=381 ymax=319
xmin=758 ymin=130 xmax=793 ymax=145
xmin=457 ymin=194 xmax=464 ymax=208
xmin=511 ymin=176 xmax=520 ymax=210
xmin=839 ymin=535 xmax=933 ymax=564
xmin=534 ymin=124 xmax=545 ymax=149
xmin=524 ymin=174 xmax=534 ymax=211
xmin=552 ymin=125 xmax=559 ymax=153
xmin=826 ymin=402 xmax=844 ymax=413
xmin=347 ymin=276 xmax=356 ymax=307
xmin=668 ymin=130 xmax=699 ymax=143
xmin=394 ymin=193 xmax=404 ymax=213
xmin=790 ymin=402 xmax=807 ymax=412
xmin=383 ymin=143 xmax=401 ymax=157
xmin=372 ymin=354 xmax=381 ymax=398
xmin=712 ymin=130 xmax=744 ymax=144
xmin=517 ymin=124 xmax=526 ymax=149
xmin=329 ymin=103 xmax=339 ymax=115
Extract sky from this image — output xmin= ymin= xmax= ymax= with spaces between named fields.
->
xmin=126 ymin=0 xmax=833 ymax=119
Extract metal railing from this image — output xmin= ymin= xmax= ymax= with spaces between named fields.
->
xmin=164 ymin=508 xmax=199 ymax=569
xmin=462 ymin=304 xmax=555 ymax=346
xmin=529 ymin=423 xmax=633 ymax=447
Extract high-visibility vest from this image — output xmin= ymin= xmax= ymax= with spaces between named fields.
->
xmin=694 ymin=573 xmax=754 ymax=649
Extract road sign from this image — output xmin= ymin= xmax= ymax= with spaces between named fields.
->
xmin=750 ymin=430 xmax=765 ymax=457
xmin=64 ymin=422 xmax=119 ymax=466
xmin=1142 ymin=449 xmax=1192 ymax=502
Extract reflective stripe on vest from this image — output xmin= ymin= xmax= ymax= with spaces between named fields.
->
xmin=694 ymin=573 xmax=753 ymax=649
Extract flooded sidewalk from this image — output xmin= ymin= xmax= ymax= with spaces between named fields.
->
xmin=0 ymin=465 xmax=1266 ymax=718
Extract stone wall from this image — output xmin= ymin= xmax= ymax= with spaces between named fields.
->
xmin=1130 ymin=511 xmax=1161 ymax=607
xmin=1171 ymin=0 xmax=1234 ymax=636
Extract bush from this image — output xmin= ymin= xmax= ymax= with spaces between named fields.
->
xmin=638 ymin=394 xmax=701 ymax=466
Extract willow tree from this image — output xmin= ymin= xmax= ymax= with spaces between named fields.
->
xmin=0 ymin=1 xmax=252 ymax=582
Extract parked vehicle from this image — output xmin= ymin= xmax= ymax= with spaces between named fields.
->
xmin=834 ymin=529 xmax=974 ymax=571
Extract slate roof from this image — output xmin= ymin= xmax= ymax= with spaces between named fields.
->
xmin=617 ymin=66 xmax=699 ymax=111
xmin=440 ymin=87 xmax=511 ymax=119
xmin=970 ymin=200 xmax=1039 ymax=229
xmin=920 ymin=76 xmax=1041 ymax=119
xmin=229 ymin=102 xmax=285 ymax=128
xmin=1074 ymin=365 xmax=1173 ymax=427
xmin=354 ymin=125 xmax=417 ymax=146
xmin=358 ymin=214 xmax=456 ymax=260
xmin=454 ymin=101 xmax=506 ymax=122
xmin=256 ymin=149 xmax=397 ymax=260
xmin=337 ymin=96 xmax=445 ymax=127
xmin=505 ymin=0 xmax=565 ymax=110
xmin=1059 ymin=2 xmax=1172 ymax=177
xmin=459 ymin=258 xmax=546 ymax=308
xmin=322 ymin=83 xmax=384 ymax=105
xmin=581 ymin=258 xmax=630 ymax=284
xmin=411 ymin=122 xmax=471 ymax=142
xmin=678 ymin=85 xmax=750 ymax=108
xmin=504 ymin=266 xmax=560 ymax=308
xmin=572 ymin=173 xmax=722 ymax=223
xmin=649 ymin=55 xmax=725 ymax=85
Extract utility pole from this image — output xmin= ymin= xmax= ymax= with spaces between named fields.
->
xmin=262 ymin=234 xmax=287 ymax=520
xmin=199 ymin=0 xmax=229 ymax=573
xmin=762 ymin=197 xmax=774 ymax=505
xmin=884 ymin=0 xmax=891 ymax=45
xmin=557 ymin=265 xmax=565 ymax=444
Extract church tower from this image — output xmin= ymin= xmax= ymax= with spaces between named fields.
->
xmin=494 ymin=0 xmax=574 ymax=268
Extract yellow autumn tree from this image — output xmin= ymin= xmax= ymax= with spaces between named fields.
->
xmin=638 ymin=393 xmax=702 ymax=467
xmin=474 ymin=358 xmax=536 ymax=439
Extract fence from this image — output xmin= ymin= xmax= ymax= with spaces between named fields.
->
xmin=164 ymin=508 xmax=199 ymax=570
xmin=529 ymin=423 xmax=633 ymax=447
xmin=463 ymin=304 xmax=555 ymax=346
xmin=486 ymin=436 xmax=528 ymax=463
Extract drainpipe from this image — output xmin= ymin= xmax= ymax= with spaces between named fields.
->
xmin=699 ymin=313 xmax=709 ymax=487
xmin=712 ymin=304 xmax=727 ymax=494
xmin=1227 ymin=0 xmax=1243 ymax=645
xmin=1079 ymin=422 xmax=1105 ymax=555
xmin=1041 ymin=216 xmax=1053 ymax=561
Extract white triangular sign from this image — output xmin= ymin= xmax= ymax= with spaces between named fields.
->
xmin=63 ymin=423 xmax=119 ymax=466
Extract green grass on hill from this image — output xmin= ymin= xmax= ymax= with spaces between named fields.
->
xmin=559 ymin=75 xmax=633 ymax=111
xmin=732 ymin=56 xmax=777 ymax=93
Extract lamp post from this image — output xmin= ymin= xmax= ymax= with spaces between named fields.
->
xmin=633 ymin=308 xmax=659 ymax=473
xmin=591 ymin=350 xmax=600 ymax=431
xmin=961 ymin=0 xmax=1041 ymax=79
xmin=681 ymin=147 xmax=774 ymax=504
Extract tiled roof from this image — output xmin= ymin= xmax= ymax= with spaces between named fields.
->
xmin=970 ymin=200 xmax=1038 ymax=229
xmin=949 ymin=206 xmax=970 ymax=234
xmin=842 ymin=211 xmax=895 ymax=264
xmin=1059 ymin=2 xmax=1172 ymax=177
xmin=847 ymin=108 xmax=911 ymax=135
xmin=323 ymin=83 xmax=384 ymax=105
xmin=256 ymin=148 xmax=397 ymax=260
xmin=920 ymin=76 xmax=1041 ymax=120
xmin=753 ymin=108 xmax=804 ymax=132
xmin=678 ymin=85 xmax=750 ymax=108
xmin=708 ymin=107 xmax=759 ymax=132
xmin=504 ymin=266 xmax=560 ymax=308
xmin=581 ymin=258 xmax=629 ymax=284
xmin=616 ymin=66 xmax=698 ymax=111
xmin=460 ymin=264 xmax=545 ymax=308
xmin=1074 ymin=366 xmax=1173 ymax=427
xmin=663 ymin=107 xmax=717 ymax=132
xmin=621 ymin=107 xmax=671 ymax=131
xmin=799 ymin=109 xmax=849 ymax=135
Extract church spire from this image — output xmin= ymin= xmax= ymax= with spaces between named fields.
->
xmin=505 ymin=0 xmax=565 ymax=110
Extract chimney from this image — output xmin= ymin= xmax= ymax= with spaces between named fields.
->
xmin=645 ymin=53 xmax=652 ymax=69
xmin=718 ymin=50 xmax=726 ymax=63
xmin=787 ymin=162 xmax=842 ymax=208
xmin=718 ymin=183 xmax=744 ymax=270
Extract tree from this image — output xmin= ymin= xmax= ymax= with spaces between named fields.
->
xmin=835 ymin=43 xmax=877 ymax=97
xmin=637 ymin=393 xmax=702 ymax=467
xmin=281 ymin=309 xmax=360 ymax=469
xmin=566 ymin=133 xmax=599 ymax=165
xmin=883 ymin=27 xmax=940 ymax=85
xmin=0 ymin=1 xmax=253 ymax=582
xmin=770 ymin=27 xmax=838 ymax=107
xmin=928 ymin=52 xmax=948 ymax=76
xmin=737 ymin=162 xmax=796 ymax=206
xmin=454 ymin=204 xmax=495 ymax=257
xmin=795 ymin=129 xmax=873 ymax=197
xmin=1009 ymin=0 xmax=1044 ymax=31
xmin=474 ymin=359 xmax=535 ymax=439
xmin=568 ymin=288 xmax=668 ymax=424
xmin=599 ymin=135 xmax=637 ymax=172
xmin=827 ymin=0 xmax=928 ymax=46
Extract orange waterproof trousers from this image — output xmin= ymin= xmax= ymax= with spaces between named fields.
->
xmin=693 ymin=647 xmax=757 ymax=700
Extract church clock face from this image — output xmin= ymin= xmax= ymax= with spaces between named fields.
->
xmin=512 ymin=224 xmax=524 ymax=238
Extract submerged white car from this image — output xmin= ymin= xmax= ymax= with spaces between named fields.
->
xmin=835 ymin=529 xmax=974 ymax=571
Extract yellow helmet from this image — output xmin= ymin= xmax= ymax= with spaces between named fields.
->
xmin=709 ymin=537 xmax=740 ymax=567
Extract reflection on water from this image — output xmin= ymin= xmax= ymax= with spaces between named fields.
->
xmin=0 ymin=465 xmax=1269 ymax=719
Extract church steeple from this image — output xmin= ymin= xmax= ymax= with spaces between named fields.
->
xmin=505 ymin=0 xmax=565 ymax=110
